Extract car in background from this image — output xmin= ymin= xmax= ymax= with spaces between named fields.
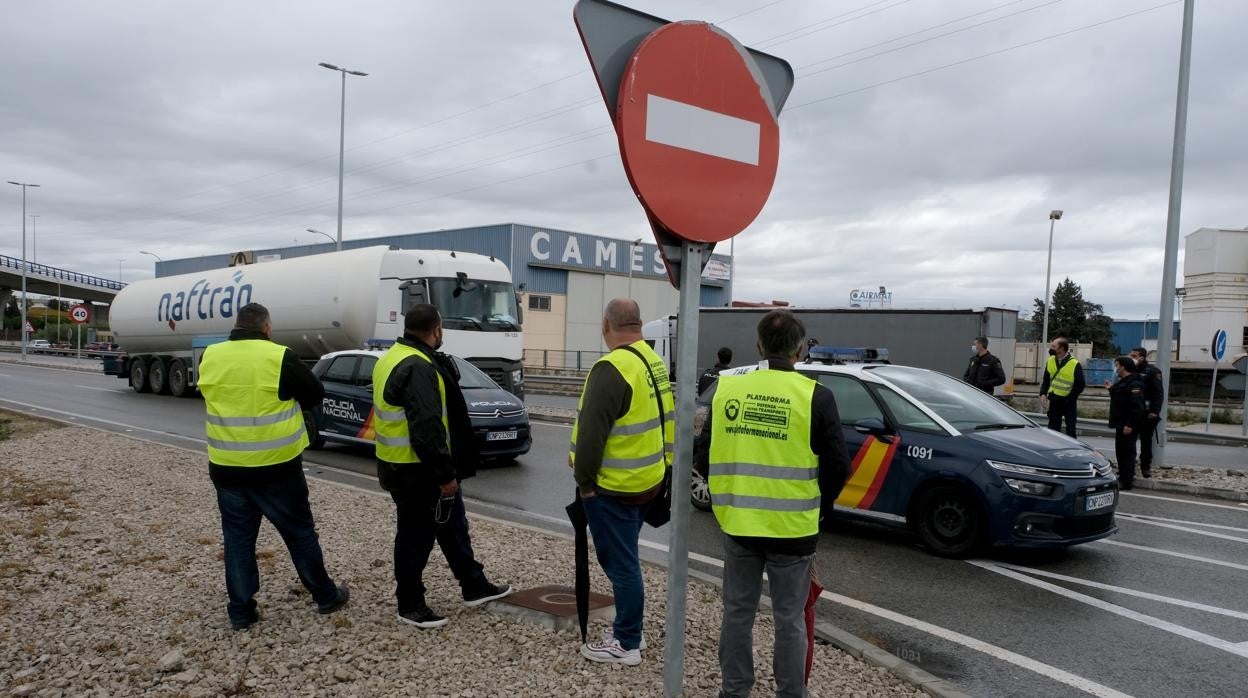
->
xmin=27 ymin=339 xmax=53 ymax=353
xmin=692 ymin=354 xmax=1118 ymax=557
xmin=308 ymin=349 xmax=531 ymax=463
xmin=85 ymin=342 xmax=120 ymax=358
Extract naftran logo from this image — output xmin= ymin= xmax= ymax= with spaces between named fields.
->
xmin=158 ymin=270 xmax=253 ymax=331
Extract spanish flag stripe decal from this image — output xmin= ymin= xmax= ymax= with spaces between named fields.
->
xmin=857 ymin=436 xmax=900 ymax=510
xmin=358 ymin=407 xmax=376 ymax=440
xmin=835 ymin=437 xmax=886 ymax=509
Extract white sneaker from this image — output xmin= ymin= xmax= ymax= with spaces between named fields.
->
xmin=581 ymin=638 xmax=641 ymax=666
xmin=603 ymin=629 xmax=647 ymax=651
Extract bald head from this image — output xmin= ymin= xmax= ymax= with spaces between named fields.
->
xmin=602 ymin=298 xmax=643 ymax=349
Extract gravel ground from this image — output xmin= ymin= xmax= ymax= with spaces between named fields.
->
xmin=0 ymin=415 xmax=921 ymax=697
xmin=1125 ymin=463 xmax=1248 ymax=494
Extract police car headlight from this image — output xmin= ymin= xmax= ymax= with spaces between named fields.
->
xmin=987 ymin=460 xmax=1050 ymax=477
xmin=1002 ymin=478 xmax=1055 ymax=496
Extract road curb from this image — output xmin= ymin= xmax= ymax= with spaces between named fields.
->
xmin=814 ymin=621 xmax=971 ymax=698
xmin=0 ymin=356 xmax=103 ymax=374
xmin=1130 ymin=475 xmax=1248 ymax=502
xmin=528 ymin=411 xmax=575 ymax=425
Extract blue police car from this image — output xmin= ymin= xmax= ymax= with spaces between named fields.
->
xmin=692 ymin=350 xmax=1118 ymax=557
xmin=307 ymin=349 xmax=531 ymax=463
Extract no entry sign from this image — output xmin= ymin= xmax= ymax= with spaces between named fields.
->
xmin=615 ymin=22 xmax=781 ymax=243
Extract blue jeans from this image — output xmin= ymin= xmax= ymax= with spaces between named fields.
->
xmin=214 ymin=471 xmax=338 ymax=626
xmin=582 ymin=493 xmax=646 ymax=651
xmin=391 ymin=484 xmax=486 ymax=613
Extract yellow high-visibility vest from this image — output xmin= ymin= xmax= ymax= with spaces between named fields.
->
xmin=709 ymin=369 xmax=820 ymax=538
xmin=372 ymin=343 xmax=447 ymax=464
xmin=1046 ymin=355 xmax=1079 ymax=397
xmin=569 ymin=340 xmax=673 ymax=494
xmin=199 ymin=340 xmax=308 ymax=467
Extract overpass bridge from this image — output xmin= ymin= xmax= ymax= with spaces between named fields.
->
xmin=0 ymin=254 xmax=125 ymax=308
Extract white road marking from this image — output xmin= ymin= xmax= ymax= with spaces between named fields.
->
xmin=817 ymin=589 xmax=1131 ymax=698
xmin=1121 ymin=491 xmax=1248 ymax=512
xmin=1116 ymin=514 xmax=1248 ymax=544
xmin=1094 ymin=539 xmax=1248 ymax=572
xmin=987 ymin=562 xmax=1248 ymax=621
xmin=645 ymin=95 xmax=761 ymax=165
xmin=0 ymin=397 xmax=206 ymax=443
xmin=75 ymin=385 xmax=123 ymax=393
xmin=1118 ymin=513 xmax=1248 ymax=534
xmin=971 ymin=561 xmax=1248 ymax=660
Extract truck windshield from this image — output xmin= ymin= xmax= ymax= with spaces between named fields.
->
xmin=427 ymin=278 xmax=520 ymax=332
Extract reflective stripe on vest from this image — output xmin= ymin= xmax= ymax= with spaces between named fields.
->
xmin=708 ymin=370 xmax=820 ymax=538
xmin=198 ymin=339 xmax=309 ymax=467
xmin=1046 ymin=355 xmax=1079 ymax=397
xmin=372 ymin=343 xmax=447 ymax=464
xmin=569 ymin=340 xmax=673 ymax=494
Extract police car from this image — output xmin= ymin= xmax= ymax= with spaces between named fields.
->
xmin=692 ymin=347 xmax=1118 ymax=557
xmin=307 ymin=349 xmax=531 ymax=463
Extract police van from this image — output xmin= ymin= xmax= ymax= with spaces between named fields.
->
xmin=693 ymin=347 xmax=1118 ymax=557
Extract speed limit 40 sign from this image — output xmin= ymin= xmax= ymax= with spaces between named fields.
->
xmin=70 ymin=304 xmax=91 ymax=324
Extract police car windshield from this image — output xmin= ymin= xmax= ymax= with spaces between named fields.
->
xmin=453 ymin=356 xmax=500 ymax=390
xmin=866 ymin=366 xmax=1030 ymax=430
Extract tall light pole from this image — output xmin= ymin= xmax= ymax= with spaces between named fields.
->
xmin=8 ymin=180 xmax=40 ymax=360
xmin=306 ymin=228 xmax=336 ymax=245
xmin=627 ymin=237 xmax=642 ymax=297
xmin=1040 ymin=209 xmax=1063 ymax=347
xmin=30 ymin=215 xmax=39 ymax=265
xmin=318 ymin=62 xmax=368 ymax=252
xmin=139 ymin=250 xmax=163 ymax=278
xmin=117 ymin=258 xmax=125 ymax=284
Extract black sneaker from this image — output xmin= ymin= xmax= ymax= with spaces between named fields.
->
xmin=464 ymin=582 xmax=514 ymax=607
xmin=397 ymin=607 xmax=448 ymax=629
xmin=318 ymin=584 xmax=350 ymax=615
xmin=1141 ymin=467 xmax=1152 ymax=478
xmin=231 ymin=609 xmax=260 ymax=631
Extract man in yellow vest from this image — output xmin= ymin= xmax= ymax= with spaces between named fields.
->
xmin=570 ymin=298 xmax=674 ymax=665
xmin=694 ymin=309 xmax=851 ymax=697
xmin=374 ymin=304 xmax=512 ymax=629
xmin=1039 ymin=336 xmax=1085 ymax=438
xmin=199 ymin=303 xmax=348 ymax=631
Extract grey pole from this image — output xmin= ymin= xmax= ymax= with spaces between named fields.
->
xmin=319 ymin=63 xmax=368 ymax=252
xmin=627 ymin=237 xmax=641 ymax=297
xmin=664 ymin=242 xmax=702 ymax=697
xmin=7 ymin=181 xmax=40 ymax=361
xmin=1041 ymin=210 xmax=1062 ymax=347
xmin=1153 ymin=0 xmax=1197 ymax=469
xmin=728 ymin=235 xmax=735 ymax=305
xmin=30 ymin=215 xmax=39 ymax=265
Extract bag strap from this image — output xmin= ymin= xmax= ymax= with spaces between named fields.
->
xmin=619 ymin=344 xmax=669 ymax=466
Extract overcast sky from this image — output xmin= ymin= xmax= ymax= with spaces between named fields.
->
xmin=3 ymin=0 xmax=1244 ymax=319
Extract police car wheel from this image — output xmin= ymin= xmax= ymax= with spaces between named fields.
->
xmin=304 ymin=410 xmax=325 ymax=450
xmin=915 ymin=485 xmax=983 ymax=558
xmin=690 ymin=469 xmax=712 ymax=512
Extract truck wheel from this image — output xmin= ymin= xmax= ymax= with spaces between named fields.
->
xmin=914 ymin=485 xmax=984 ymax=558
xmin=129 ymin=358 xmax=151 ymax=394
xmin=168 ymin=359 xmax=189 ymax=398
xmin=148 ymin=359 xmax=169 ymax=394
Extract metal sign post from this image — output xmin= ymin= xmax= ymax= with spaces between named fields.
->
xmin=1206 ymin=329 xmax=1227 ymax=431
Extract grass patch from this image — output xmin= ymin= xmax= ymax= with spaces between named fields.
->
xmin=0 ymin=408 xmax=64 ymax=439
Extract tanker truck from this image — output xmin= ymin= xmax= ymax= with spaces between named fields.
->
xmin=106 ymin=246 xmax=524 ymax=398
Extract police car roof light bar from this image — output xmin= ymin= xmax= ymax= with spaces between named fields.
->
xmin=806 ymin=346 xmax=890 ymax=365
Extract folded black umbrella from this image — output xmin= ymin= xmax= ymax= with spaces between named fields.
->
xmin=565 ymin=492 xmax=590 ymax=644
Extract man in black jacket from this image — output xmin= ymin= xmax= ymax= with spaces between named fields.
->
xmin=698 ymin=346 xmax=733 ymax=395
xmin=963 ymin=336 xmax=1007 ymax=394
xmin=1129 ymin=347 xmax=1164 ymax=477
xmin=374 ymin=305 xmax=512 ymax=628
xmin=1108 ymin=356 xmax=1148 ymax=490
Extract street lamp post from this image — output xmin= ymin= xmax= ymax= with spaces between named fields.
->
xmin=30 ymin=215 xmax=39 ymax=265
xmin=306 ymin=228 xmax=336 ymax=245
xmin=627 ymin=237 xmax=642 ymax=297
xmin=318 ymin=62 xmax=368 ymax=252
xmin=139 ymin=250 xmax=164 ymax=278
xmin=1040 ymin=209 xmax=1063 ymax=348
xmin=7 ymin=180 xmax=40 ymax=360
xmin=117 ymin=258 xmax=125 ymax=284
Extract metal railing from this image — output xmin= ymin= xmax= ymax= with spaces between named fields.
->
xmin=0 ymin=254 xmax=126 ymax=290
xmin=522 ymin=349 xmax=607 ymax=374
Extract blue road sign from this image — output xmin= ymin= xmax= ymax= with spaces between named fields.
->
xmin=1212 ymin=329 xmax=1227 ymax=361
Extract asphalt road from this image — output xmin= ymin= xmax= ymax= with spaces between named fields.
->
xmin=2 ymin=361 xmax=1246 ymax=697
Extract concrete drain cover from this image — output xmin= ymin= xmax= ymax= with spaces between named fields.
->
xmin=491 ymin=585 xmax=614 ymax=631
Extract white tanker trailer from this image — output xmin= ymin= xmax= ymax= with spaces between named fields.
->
xmin=106 ymin=246 xmax=524 ymax=398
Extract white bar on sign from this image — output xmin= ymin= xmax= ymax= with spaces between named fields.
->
xmin=644 ymin=95 xmax=760 ymax=165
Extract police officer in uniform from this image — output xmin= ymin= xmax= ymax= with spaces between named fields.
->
xmin=963 ymin=336 xmax=1006 ymax=394
xmin=694 ymin=309 xmax=851 ymax=697
xmin=373 ymin=304 xmax=512 ymax=628
xmin=1108 ymin=356 xmax=1148 ymax=489
xmin=1040 ymin=337 xmax=1085 ymax=438
xmin=199 ymin=302 xmax=348 ymax=630
xmin=1128 ymin=347 xmax=1164 ymax=477
xmin=570 ymin=298 xmax=674 ymax=665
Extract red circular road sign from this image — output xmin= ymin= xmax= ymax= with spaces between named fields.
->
xmin=616 ymin=21 xmax=781 ymax=244
xmin=70 ymin=304 xmax=91 ymax=324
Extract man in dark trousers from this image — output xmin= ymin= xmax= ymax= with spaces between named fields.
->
xmin=373 ymin=304 xmax=512 ymax=628
xmin=199 ymin=302 xmax=349 ymax=631
xmin=1129 ymin=347 xmax=1164 ymax=477
xmin=1108 ymin=356 xmax=1148 ymax=489
xmin=1039 ymin=337 xmax=1085 ymax=438
xmin=963 ymin=336 xmax=1007 ymax=394
xmin=695 ymin=309 xmax=852 ymax=698
xmin=698 ymin=346 xmax=733 ymax=395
